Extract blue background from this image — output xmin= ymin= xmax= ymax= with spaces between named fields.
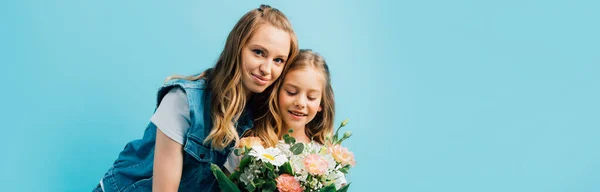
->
xmin=2 ymin=0 xmax=599 ymax=191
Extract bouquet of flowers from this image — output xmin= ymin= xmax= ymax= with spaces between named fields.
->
xmin=211 ymin=120 xmax=356 ymax=192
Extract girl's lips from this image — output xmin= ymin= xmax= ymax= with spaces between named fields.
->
xmin=288 ymin=110 xmax=306 ymax=120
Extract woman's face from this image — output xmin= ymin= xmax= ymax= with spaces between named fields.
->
xmin=240 ymin=24 xmax=291 ymax=94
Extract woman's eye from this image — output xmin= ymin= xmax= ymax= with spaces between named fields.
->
xmin=274 ymin=58 xmax=284 ymax=64
xmin=286 ymin=90 xmax=296 ymax=95
xmin=253 ymin=49 xmax=264 ymax=56
xmin=308 ymin=96 xmax=317 ymax=101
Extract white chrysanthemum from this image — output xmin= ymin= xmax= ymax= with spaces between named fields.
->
xmin=249 ymin=145 xmax=288 ymax=166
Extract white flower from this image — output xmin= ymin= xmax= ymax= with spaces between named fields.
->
xmin=290 ymin=155 xmax=307 ymax=175
xmin=327 ymin=171 xmax=347 ymax=190
xmin=305 ymin=142 xmax=321 ymax=154
xmin=249 ymin=145 xmax=288 ymax=166
xmin=276 ymin=141 xmax=293 ymax=157
xmin=323 ymin=154 xmax=337 ymax=171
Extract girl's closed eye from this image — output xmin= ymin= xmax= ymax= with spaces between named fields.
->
xmin=286 ymin=89 xmax=297 ymax=95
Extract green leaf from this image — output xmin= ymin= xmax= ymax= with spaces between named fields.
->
xmin=290 ymin=143 xmax=305 ymax=155
xmin=284 ymin=135 xmax=296 ymax=145
xmin=255 ymin=180 xmax=265 ymax=187
xmin=319 ymin=184 xmax=337 ymax=192
xmin=210 ymin=163 xmax=241 ymax=192
xmin=265 ymin=162 xmax=274 ymax=171
xmin=229 ymin=170 xmax=241 ymax=181
xmin=279 ymin=162 xmax=294 ymax=175
xmin=288 ymin=128 xmax=294 ymax=133
xmin=338 ymin=183 xmax=351 ymax=192
xmin=339 ymin=164 xmax=352 ymax=174
xmin=340 ymin=167 xmax=349 ymax=174
xmin=245 ymin=182 xmax=256 ymax=192
xmin=264 ymin=181 xmax=277 ymax=192
xmin=234 ymin=148 xmax=241 ymax=156
xmin=269 ymin=171 xmax=278 ymax=180
xmin=238 ymin=156 xmax=252 ymax=169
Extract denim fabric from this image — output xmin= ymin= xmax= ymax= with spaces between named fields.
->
xmin=96 ymin=78 xmax=253 ymax=192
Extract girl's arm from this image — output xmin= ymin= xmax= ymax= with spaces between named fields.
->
xmin=153 ymin=128 xmax=184 ymax=191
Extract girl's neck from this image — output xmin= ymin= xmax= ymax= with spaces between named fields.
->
xmin=282 ymin=126 xmax=311 ymax=143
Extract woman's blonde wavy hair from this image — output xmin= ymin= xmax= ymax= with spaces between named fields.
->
xmin=167 ymin=5 xmax=299 ymax=150
xmin=247 ymin=49 xmax=335 ymax=147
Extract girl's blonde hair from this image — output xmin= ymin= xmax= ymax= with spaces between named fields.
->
xmin=168 ymin=5 xmax=299 ymax=150
xmin=248 ymin=49 xmax=335 ymax=146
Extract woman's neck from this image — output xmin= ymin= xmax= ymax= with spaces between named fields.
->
xmin=282 ymin=125 xmax=311 ymax=143
xmin=243 ymin=87 xmax=253 ymax=100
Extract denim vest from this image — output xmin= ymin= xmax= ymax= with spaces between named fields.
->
xmin=98 ymin=78 xmax=254 ymax=192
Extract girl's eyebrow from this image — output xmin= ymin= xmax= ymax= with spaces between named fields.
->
xmin=307 ymin=89 xmax=321 ymax=93
xmin=283 ymin=83 xmax=321 ymax=93
xmin=282 ymin=83 xmax=298 ymax=89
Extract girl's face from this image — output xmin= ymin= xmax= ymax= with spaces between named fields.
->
xmin=240 ymin=24 xmax=291 ymax=94
xmin=278 ymin=67 xmax=324 ymax=130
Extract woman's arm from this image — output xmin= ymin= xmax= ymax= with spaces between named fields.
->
xmin=153 ymin=128 xmax=184 ymax=191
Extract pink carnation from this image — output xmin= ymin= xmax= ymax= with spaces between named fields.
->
xmin=329 ymin=145 xmax=356 ymax=166
xmin=303 ymin=154 xmax=329 ymax=175
xmin=275 ymin=174 xmax=303 ymax=192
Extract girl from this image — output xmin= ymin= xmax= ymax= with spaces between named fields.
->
xmin=94 ymin=5 xmax=299 ymax=192
xmin=224 ymin=49 xmax=336 ymax=174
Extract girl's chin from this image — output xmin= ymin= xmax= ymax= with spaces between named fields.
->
xmin=283 ymin=122 xmax=304 ymax=130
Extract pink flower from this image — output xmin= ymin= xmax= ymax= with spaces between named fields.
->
xmin=329 ymin=145 xmax=356 ymax=167
xmin=303 ymin=154 xmax=329 ymax=175
xmin=275 ymin=174 xmax=303 ymax=192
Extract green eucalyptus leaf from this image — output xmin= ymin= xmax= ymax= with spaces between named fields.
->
xmin=290 ymin=143 xmax=305 ymax=155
